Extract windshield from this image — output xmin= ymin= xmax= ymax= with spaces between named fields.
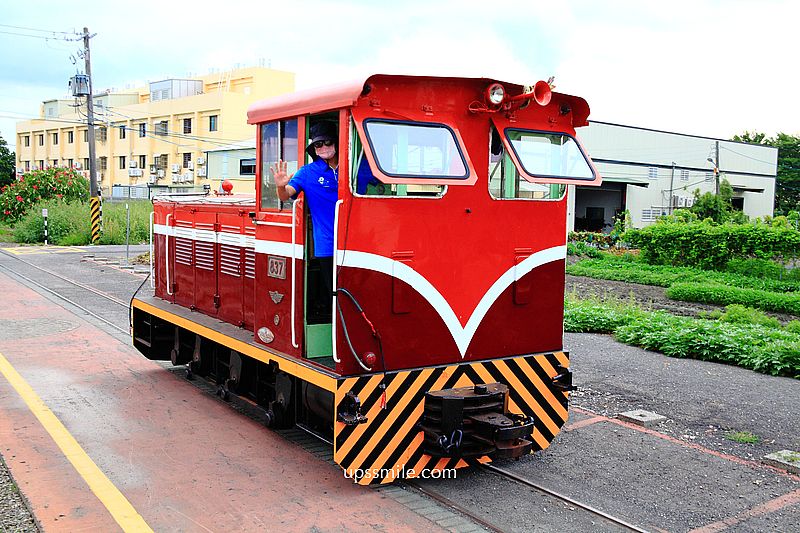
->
xmin=363 ymin=119 xmax=468 ymax=179
xmin=505 ymin=129 xmax=595 ymax=181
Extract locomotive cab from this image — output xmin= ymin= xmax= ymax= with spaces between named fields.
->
xmin=133 ymin=74 xmax=601 ymax=484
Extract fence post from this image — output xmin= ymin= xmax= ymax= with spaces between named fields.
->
xmin=42 ymin=208 xmax=48 ymax=245
xmin=125 ymin=203 xmax=130 ymax=265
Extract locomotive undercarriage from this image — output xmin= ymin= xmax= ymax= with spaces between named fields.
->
xmin=133 ymin=308 xmax=335 ymax=436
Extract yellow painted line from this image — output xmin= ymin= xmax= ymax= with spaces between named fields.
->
xmin=1 ymin=246 xmax=87 ymax=255
xmin=0 ymin=351 xmax=153 ymax=533
xmin=133 ymin=298 xmax=338 ymax=392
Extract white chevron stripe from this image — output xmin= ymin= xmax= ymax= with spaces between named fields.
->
xmin=336 ymin=246 xmax=566 ymax=357
xmin=153 ymin=223 xmax=562 ymax=355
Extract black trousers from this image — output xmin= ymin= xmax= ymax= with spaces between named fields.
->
xmin=318 ymin=256 xmax=333 ymax=296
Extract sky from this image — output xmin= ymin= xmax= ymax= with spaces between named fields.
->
xmin=1 ymin=0 xmax=797 ymax=152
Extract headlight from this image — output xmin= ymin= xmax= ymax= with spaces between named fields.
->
xmin=487 ymin=83 xmax=505 ymax=105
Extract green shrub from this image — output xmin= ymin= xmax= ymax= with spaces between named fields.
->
xmin=726 ymin=258 xmax=785 ymax=279
xmin=613 ymin=313 xmax=800 ymax=378
xmin=564 ymin=298 xmax=800 ymax=378
xmin=666 ymin=283 xmax=800 ymax=316
xmin=567 ymin=258 xmax=800 ymax=293
xmin=786 ymin=321 xmax=800 ymax=334
xmin=567 ymin=241 xmax=602 ymax=258
xmin=623 ymin=220 xmax=800 ymax=270
xmin=714 ymin=304 xmax=781 ymax=329
xmin=12 ymin=199 xmax=152 ymax=245
xmin=1 ymin=168 xmax=88 ymax=224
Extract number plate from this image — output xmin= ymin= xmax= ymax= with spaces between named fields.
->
xmin=267 ymin=255 xmax=287 ymax=279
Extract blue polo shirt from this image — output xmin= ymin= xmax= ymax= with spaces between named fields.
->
xmin=288 ymin=158 xmax=338 ymax=258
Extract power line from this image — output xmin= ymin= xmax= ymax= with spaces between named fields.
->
xmin=0 ymin=23 xmax=77 ymax=35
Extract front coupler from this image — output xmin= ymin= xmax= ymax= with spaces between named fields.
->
xmin=419 ymin=383 xmax=535 ymax=459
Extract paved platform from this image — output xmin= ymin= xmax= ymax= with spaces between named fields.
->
xmin=0 ymin=271 xmax=443 ymax=532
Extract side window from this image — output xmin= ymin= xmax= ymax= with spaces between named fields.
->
xmin=260 ymin=119 xmax=298 ymax=210
xmin=350 ymin=120 xmax=445 ymax=198
xmin=489 ymin=126 xmax=565 ymax=200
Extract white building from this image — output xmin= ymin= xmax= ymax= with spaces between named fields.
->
xmin=569 ymin=121 xmax=778 ymax=231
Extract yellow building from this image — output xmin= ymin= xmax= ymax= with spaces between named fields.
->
xmin=15 ymin=67 xmax=294 ymax=193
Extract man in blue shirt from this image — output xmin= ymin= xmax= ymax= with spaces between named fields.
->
xmin=271 ymin=121 xmax=340 ymax=294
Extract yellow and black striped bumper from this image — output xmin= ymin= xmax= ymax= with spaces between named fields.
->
xmin=333 ymin=351 xmax=570 ymax=485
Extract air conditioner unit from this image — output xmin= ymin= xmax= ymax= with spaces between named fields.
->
xmin=196 ymin=157 xmax=205 ymax=165
xmin=150 ymin=164 xmax=157 ymax=174
xmin=129 ymin=168 xmax=143 ymax=177
xmin=74 ymin=162 xmax=82 ymax=169
xmin=149 ymin=176 xmax=157 ymax=184
xmin=171 ymin=163 xmax=181 ymax=173
xmin=129 ymin=160 xmax=138 ymax=169
xmin=196 ymin=167 xmax=207 ymax=177
xmin=157 ymin=169 xmax=165 ymax=178
xmin=183 ymin=173 xmax=193 ymax=183
xmin=187 ymin=161 xmax=194 ymax=170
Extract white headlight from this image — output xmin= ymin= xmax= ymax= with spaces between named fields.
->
xmin=487 ymin=83 xmax=505 ymax=105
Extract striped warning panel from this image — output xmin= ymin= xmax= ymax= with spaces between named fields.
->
xmin=333 ymin=351 xmax=570 ymax=485
xmin=90 ymin=197 xmax=102 ymax=244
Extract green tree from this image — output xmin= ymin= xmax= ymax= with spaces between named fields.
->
xmin=733 ymin=131 xmax=800 ymax=215
xmin=0 ymin=133 xmax=15 ymax=189
xmin=691 ymin=179 xmax=734 ymax=223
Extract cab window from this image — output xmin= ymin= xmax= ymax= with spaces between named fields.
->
xmin=260 ymin=119 xmax=298 ymax=210
xmin=363 ymin=119 xmax=467 ymax=179
xmin=351 ymin=121 xmax=445 ymax=197
xmin=505 ymin=128 xmax=594 ymax=181
xmin=489 ymin=126 xmax=565 ymax=200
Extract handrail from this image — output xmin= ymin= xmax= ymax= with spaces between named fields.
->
xmin=149 ymin=211 xmax=155 ymax=289
xmin=331 ymin=199 xmax=343 ymax=363
xmin=291 ymin=201 xmax=299 ymax=349
xmin=165 ymin=213 xmax=173 ymax=296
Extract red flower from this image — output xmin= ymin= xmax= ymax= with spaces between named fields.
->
xmin=56 ymin=194 xmax=63 ymax=199
xmin=32 ymin=185 xmax=38 ymax=190
xmin=3 ymin=210 xmax=9 ymax=215
xmin=16 ymin=195 xmax=23 ymax=202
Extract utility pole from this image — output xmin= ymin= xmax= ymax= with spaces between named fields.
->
xmin=83 ymin=26 xmax=101 ymax=243
xmin=669 ymin=162 xmax=676 ymax=214
xmin=714 ymin=140 xmax=720 ymax=196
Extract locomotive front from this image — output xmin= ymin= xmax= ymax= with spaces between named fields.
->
xmin=132 ymin=74 xmax=601 ymax=484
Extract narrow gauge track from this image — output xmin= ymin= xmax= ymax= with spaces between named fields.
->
xmin=0 ymin=250 xmax=136 ymax=336
xmin=0 ymin=249 xmax=650 ymax=532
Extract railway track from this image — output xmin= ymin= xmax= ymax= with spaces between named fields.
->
xmin=0 ymin=248 xmax=651 ymax=532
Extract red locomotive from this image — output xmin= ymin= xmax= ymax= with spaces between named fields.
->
xmin=132 ymin=74 xmax=601 ymax=484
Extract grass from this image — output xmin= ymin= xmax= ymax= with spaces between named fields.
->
xmin=564 ymin=295 xmax=800 ymax=379
xmin=724 ymin=431 xmax=760 ymax=444
xmin=0 ymin=223 xmax=13 ymax=243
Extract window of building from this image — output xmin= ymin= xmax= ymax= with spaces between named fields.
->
xmin=51 ymin=159 xmax=58 ymax=167
xmin=24 ymin=161 xmax=30 ymax=171
xmin=183 ymin=118 xmax=192 ymax=134
xmin=139 ymin=155 xmax=146 ymax=169
xmin=23 ymin=135 xmax=30 ymax=147
xmin=138 ymin=123 xmax=146 ymax=137
xmin=154 ymin=154 xmax=168 ymax=170
xmin=98 ymin=127 xmax=108 ymax=143
xmin=67 ymin=159 xmax=73 ymax=168
xmin=209 ymin=115 xmax=218 ymax=132
xmin=38 ymin=135 xmax=44 ymax=146
xmin=648 ymin=167 xmax=658 ymax=179
xmin=83 ymin=158 xmax=89 ymax=170
xmin=98 ymin=157 xmax=108 ymax=171
xmin=680 ymin=169 xmax=689 ymax=182
xmin=183 ymin=152 xmax=192 ymax=168
xmin=38 ymin=160 xmax=44 ymax=169
xmin=155 ymin=121 xmax=168 ymax=136
xmin=83 ymin=130 xmax=88 ymax=142
xmin=119 ymin=125 xmax=126 ymax=139
xmin=67 ymin=131 xmax=74 ymax=144
xmin=52 ymin=133 xmax=58 ymax=145
xmin=119 ymin=156 xmax=127 ymax=169
xmin=240 ymin=158 xmax=256 ymax=175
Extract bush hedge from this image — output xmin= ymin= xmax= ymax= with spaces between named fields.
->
xmin=666 ymin=283 xmax=800 ymax=316
xmin=564 ymin=298 xmax=800 ymax=378
xmin=623 ymin=221 xmax=800 ymax=270
xmin=566 ymin=257 xmax=800 ymax=293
